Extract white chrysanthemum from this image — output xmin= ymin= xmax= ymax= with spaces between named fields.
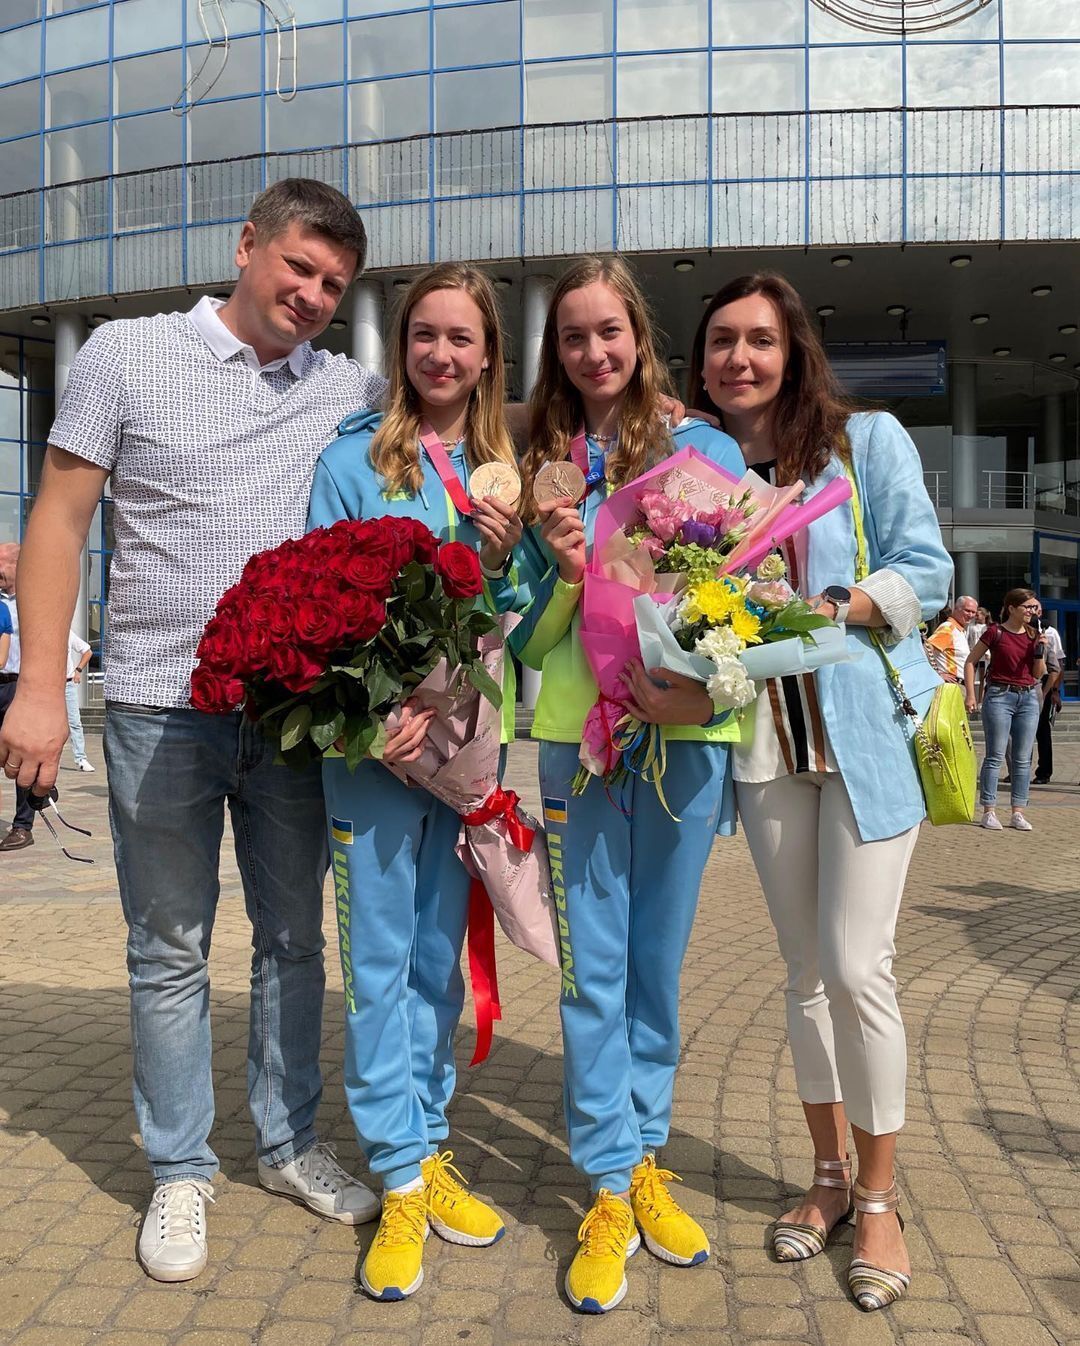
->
xmin=756 ymin=553 xmax=787 ymax=582
xmin=706 ymin=658 xmax=756 ymax=710
xmin=695 ymin=625 xmax=743 ymax=663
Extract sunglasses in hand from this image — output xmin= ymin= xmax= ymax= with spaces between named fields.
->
xmin=28 ymin=787 xmax=94 ymax=865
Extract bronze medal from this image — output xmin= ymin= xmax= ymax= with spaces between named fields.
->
xmin=469 ymin=461 xmax=522 ymax=508
xmin=533 ymin=460 xmax=586 ymax=505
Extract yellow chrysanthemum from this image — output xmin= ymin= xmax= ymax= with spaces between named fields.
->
xmin=729 ymin=605 xmax=763 ymax=645
xmin=684 ymin=579 xmax=739 ymax=625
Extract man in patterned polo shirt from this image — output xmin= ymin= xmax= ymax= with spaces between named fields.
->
xmin=0 ymin=179 xmax=388 ymax=1283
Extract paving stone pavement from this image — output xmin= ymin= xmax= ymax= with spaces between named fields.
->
xmin=0 ymin=734 xmax=1078 ymax=1346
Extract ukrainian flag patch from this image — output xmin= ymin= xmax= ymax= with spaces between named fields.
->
xmin=331 ymin=817 xmax=354 ymax=845
xmin=543 ymin=797 xmax=568 ymax=824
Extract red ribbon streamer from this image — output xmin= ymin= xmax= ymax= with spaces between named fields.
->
xmin=461 ymin=785 xmax=535 ymax=852
xmin=466 ymin=879 xmax=501 ymax=1066
xmin=596 ymin=693 xmax=630 ymax=774
xmin=460 ymin=785 xmax=534 ymax=1066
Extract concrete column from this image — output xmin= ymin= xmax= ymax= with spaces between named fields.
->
xmin=521 ymin=273 xmax=553 ymax=399
xmin=54 ymin=313 xmax=88 ymax=704
xmin=956 ymin=551 xmax=979 ymax=605
xmin=349 ymin=279 xmax=384 ymax=376
xmin=1037 ymin=392 xmax=1067 ymax=511
xmin=948 ymin=362 xmax=981 ymax=604
xmin=1039 ymin=392 xmax=1066 ymax=466
xmin=519 ymin=274 xmax=554 ymax=711
xmin=950 ymin=361 xmax=979 ymax=509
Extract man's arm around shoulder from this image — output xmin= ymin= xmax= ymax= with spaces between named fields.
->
xmin=0 ymin=447 xmax=110 ymax=793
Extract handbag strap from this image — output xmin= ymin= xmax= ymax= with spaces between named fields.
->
xmin=844 ymin=461 xmax=919 ymax=725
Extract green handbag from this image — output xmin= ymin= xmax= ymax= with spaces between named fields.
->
xmin=846 ymin=463 xmax=977 ymax=826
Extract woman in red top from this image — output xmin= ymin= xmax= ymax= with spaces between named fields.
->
xmin=964 ymin=588 xmax=1047 ymax=831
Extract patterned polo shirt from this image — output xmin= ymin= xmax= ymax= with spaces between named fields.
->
xmin=49 ymin=298 xmax=387 ymax=708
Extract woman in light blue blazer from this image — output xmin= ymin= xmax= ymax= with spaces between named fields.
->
xmin=689 ymin=273 xmax=952 ymax=1314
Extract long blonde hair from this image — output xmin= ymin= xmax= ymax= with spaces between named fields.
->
xmin=370 ymin=263 xmax=515 ymax=497
xmin=520 ymin=256 xmax=675 ymax=521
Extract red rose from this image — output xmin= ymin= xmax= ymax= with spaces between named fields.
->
xmin=268 ymin=643 xmax=324 ymax=694
xmin=191 ymin=666 xmax=244 ymax=713
xmin=247 ymin=592 xmax=281 ymax=630
xmin=384 ymin=517 xmax=424 ymax=569
xmin=311 ymin=575 xmax=345 ymax=604
xmin=264 ymin=601 xmax=298 ymax=641
xmin=214 ymin=582 xmax=248 ymax=617
xmin=241 ymin=549 xmax=282 ymax=586
xmin=405 ymin=517 xmax=439 ymax=565
xmin=334 ymin=550 xmax=395 ymax=597
xmin=434 ymin=541 xmax=482 ymax=599
xmin=244 ymin=624 xmax=273 ymax=671
xmin=330 ymin=519 xmax=402 ymax=572
xmin=339 ymin=591 xmax=386 ymax=642
xmin=196 ymin=616 xmax=246 ymax=672
xmin=293 ymin=599 xmax=347 ymax=652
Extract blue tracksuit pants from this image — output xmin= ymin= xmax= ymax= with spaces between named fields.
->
xmin=323 ymin=757 xmax=471 ymax=1190
xmin=538 ymin=739 xmax=730 ymax=1194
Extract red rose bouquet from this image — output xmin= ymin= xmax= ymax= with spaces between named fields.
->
xmin=191 ymin=516 xmax=559 ymax=1063
xmin=190 ymin=515 xmax=501 ymax=766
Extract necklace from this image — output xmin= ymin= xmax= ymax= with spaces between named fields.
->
xmin=588 ymin=430 xmax=618 ymax=445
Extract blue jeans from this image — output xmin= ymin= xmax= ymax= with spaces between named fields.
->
xmin=980 ymin=683 xmax=1040 ymax=809
xmin=65 ymin=681 xmax=86 ymax=763
xmin=104 ymin=703 xmax=329 ymax=1185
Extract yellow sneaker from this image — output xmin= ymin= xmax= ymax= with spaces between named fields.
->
xmin=421 ymin=1150 xmax=505 ymax=1247
xmin=359 ymin=1188 xmax=429 ymax=1301
xmin=630 ymin=1154 xmax=710 ymax=1266
xmin=565 ymin=1189 xmax=640 ymax=1313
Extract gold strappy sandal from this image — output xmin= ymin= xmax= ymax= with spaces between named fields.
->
xmin=770 ymin=1156 xmax=853 ymax=1263
xmin=847 ymin=1180 xmax=911 ymax=1311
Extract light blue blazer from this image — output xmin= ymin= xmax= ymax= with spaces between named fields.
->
xmin=799 ymin=412 xmax=953 ymax=842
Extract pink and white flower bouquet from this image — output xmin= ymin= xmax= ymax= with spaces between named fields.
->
xmin=574 ymin=447 xmax=855 ymax=801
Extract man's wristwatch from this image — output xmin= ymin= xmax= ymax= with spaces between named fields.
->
xmin=822 ymin=584 xmax=852 ymax=624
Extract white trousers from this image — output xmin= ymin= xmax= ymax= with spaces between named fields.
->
xmin=735 ymin=772 xmax=919 ymax=1136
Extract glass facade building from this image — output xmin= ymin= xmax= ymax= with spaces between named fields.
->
xmin=1 ymin=0 xmax=1079 ymax=687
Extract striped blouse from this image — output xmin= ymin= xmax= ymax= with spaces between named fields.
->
xmin=733 ymin=460 xmax=839 ymax=783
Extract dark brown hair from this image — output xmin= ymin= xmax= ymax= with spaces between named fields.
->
xmin=999 ymin=587 xmax=1039 ymax=638
xmin=248 ymin=177 xmax=367 ymax=275
xmin=688 ymin=271 xmax=860 ymax=485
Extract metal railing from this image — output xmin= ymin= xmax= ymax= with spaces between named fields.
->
xmin=2 ymin=103 xmax=1080 ymax=309
xmin=923 ymin=470 xmax=950 ymax=509
xmin=925 ymin=469 xmax=1080 ymax=515
xmin=983 ymin=470 xmax=1076 ymax=513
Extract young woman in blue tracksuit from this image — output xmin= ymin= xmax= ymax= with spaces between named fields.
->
xmin=689 ymin=272 xmax=952 ymax=1313
xmin=307 ymin=263 xmax=524 ymax=1303
xmin=510 ymin=256 xmax=744 ymax=1314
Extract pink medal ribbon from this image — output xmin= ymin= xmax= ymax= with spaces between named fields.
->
xmin=419 ymin=423 xmax=473 ymax=517
xmin=569 ymin=427 xmax=589 ymax=476
xmin=570 ymin=427 xmax=609 ymax=492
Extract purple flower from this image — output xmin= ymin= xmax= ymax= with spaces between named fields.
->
xmin=679 ymin=519 xmax=718 ymax=548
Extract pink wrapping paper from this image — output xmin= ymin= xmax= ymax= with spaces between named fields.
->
xmin=579 ymin=447 xmax=853 ymax=696
xmin=382 ymin=616 xmax=560 ymax=969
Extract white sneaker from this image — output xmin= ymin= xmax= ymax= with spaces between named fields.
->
xmin=1011 ymin=811 xmax=1033 ymax=831
xmin=258 ymin=1141 xmax=380 ymax=1224
xmin=76 ymin=759 xmax=96 ymax=772
xmin=138 ymin=1180 xmax=214 ymax=1283
xmin=981 ymin=811 xmax=1003 ymax=830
